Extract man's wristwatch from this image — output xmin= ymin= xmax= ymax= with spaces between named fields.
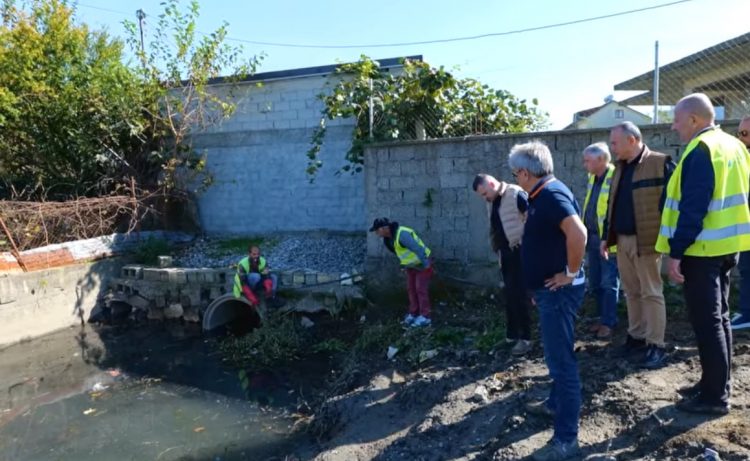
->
xmin=565 ymin=265 xmax=580 ymax=278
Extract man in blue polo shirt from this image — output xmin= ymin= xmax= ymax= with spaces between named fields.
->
xmin=509 ymin=140 xmax=587 ymax=461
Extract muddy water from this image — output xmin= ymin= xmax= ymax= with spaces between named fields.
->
xmin=0 ymin=323 xmax=316 ymax=461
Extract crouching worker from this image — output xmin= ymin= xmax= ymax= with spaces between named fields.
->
xmin=233 ymin=245 xmax=284 ymax=308
xmin=370 ymin=217 xmax=434 ymax=328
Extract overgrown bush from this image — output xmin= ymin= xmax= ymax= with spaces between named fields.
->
xmin=219 ymin=313 xmax=306 ymax=368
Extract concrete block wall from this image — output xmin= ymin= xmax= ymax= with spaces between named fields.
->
xmin=194 ymin=76 xmax=364 ymax=234
xmin=0 ymin=259 xmax=124 ymax=347
xmin=363 ymin=122 xmax=742 ymax=268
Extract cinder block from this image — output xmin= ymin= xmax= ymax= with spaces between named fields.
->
xmin=143 ymin=267 xmax=161 ymax=282
xmin=317 ymin=273 xmax=333 ymax=284
xmin=167 ymin=270 xmax=187 ymax=284
xmin=186 ymin=270 xmax=201 ymax=283
xmin=305 ymin=273 xmax=318 ymax=285
xmin=293 ymin=272 xmax=306 ymax=285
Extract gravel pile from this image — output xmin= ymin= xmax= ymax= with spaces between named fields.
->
xmin=173 ymin=234 xmax=366 ymax=274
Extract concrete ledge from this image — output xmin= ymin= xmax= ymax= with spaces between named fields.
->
xmin=0 ymin=258 xmax=125 ymax=348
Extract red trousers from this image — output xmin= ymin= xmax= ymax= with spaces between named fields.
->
xmin=406 ymin=266 xmax=433 ymax=318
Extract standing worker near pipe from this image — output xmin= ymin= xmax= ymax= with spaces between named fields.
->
xmin=370 ymin=217 xmax=434 ymax=328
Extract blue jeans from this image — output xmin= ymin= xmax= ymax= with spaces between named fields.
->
xmin=247 ymin=272 xmax=278 ymax=294
xmin=586 ymin=241 xmax=620 ymax=328
xmin=738 ymin=250 xmax=750 ymax=318
xmin=535 ymin=283 xmax=585 ymax=444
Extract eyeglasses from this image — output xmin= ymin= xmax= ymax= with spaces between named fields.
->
xmin=739 ymin=130 xmax=749 ymax=138
xmin=511 ymin=170 xmax=519 ymax=178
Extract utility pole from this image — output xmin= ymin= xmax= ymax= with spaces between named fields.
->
xmin=136 ymin=9 xmax=146 ymax=56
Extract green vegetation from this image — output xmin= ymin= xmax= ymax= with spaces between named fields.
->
xmin=219 ymin=312 xmax=305 ymax=368
xmin=133 ymin=236 xmax=171 ymax=265
xmin=311 ymin=338 xmax=349 ymax=354
xmin=0 ymin=0 xmax=259 ymax=199
xmin=306 ymin=56 xmax=548 ymax=180
xmin=214 ymin=236 xmax=277 ymax=254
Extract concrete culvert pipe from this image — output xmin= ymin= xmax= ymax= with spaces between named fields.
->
xmin=202 ymin=294 xmax=263 ymax=333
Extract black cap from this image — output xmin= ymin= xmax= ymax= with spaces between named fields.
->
xmin=369 ymin=217 xmax=390 ymax=232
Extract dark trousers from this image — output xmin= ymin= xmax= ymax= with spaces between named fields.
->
xmin=737 ymin=250 xmax=750 ymax=318
xmin=501 ymin=246 xmax=532 ymax=341
xmin=681 ymin=254 xmax=737 ymax=405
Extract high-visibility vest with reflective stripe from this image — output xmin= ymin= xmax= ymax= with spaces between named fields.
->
xmin=655 ymin=128 xmax=750 ymax=256
xmin=233 ymin=256 xmax=267 ymax=298
xmin=582 ymin=164 xmax=617 ymax=254
xmin=394 ymin=226 xmax=431 ymax=267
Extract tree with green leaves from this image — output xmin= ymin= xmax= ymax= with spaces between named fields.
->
xmin=0 ymin=0 xmax=144 ymax=198
xmin=122 ymin=0 xmax=262 ymax=193
xmin=0 ymin=0 xmax=260 ymax=200
xmin=306 ymin=56 xmax=548 ymax=179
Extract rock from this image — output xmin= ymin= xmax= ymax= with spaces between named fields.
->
xmin=391 ymin=370 xmax=406 ymax=384
xmin=508 ymin=415 xmax=524 ymax=428
xmin=183 ymin=307 xmax=200 ymax=323
xmin=164 ymin=303 xmax=184 ymax=319
xmin=472 ymin=385 xmax=490 ymax=404
xmin=300 ymin=316 xmax=315 ymax=328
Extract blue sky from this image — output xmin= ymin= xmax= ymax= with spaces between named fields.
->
xmin=73 ymin=0 xmax=748 ymax=129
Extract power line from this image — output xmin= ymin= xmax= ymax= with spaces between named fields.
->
xmin=75 ymin=0 xmax=694 ymax=49
xmin=217 ymin=0 xmax=695 ymax=49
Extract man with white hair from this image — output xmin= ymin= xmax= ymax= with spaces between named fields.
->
xmin=510 ymin=140 xmax=587 ymax=461
xmin=581 ymin=142 xmax=620 ymax=339
xmin=656 ymin=93 xmax=750 ymax=415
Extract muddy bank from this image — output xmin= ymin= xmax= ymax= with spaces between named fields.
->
xmin=295 ymin=288 xmax=750 ymax=461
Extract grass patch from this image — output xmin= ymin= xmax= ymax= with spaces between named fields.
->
xmin=432 ymin=326 xmax=467 ymax=347
xmin=311 ymin=338 xmax=349 ymax=354
xmin=213 ymin=236 xmax=277 ymax=255
xmin=133 ymin=236 xmax=171 ymax=265
xmin=354 ymin=322 xmax=403 ymax=353
xmin=476 ymin=319 xmax=508 ymax=353
xmin=219 ymin=312 xmax=306 ymax=368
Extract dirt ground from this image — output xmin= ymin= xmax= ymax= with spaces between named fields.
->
xmin=295 ymin=287 xmax=750 ymax=461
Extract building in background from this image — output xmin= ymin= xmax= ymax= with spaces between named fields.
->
xmin=565 ymin=99 xmax=651 ymax=130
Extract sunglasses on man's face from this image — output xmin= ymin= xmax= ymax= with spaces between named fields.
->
xmin=739 ymin=130 xmax=749 ymax=138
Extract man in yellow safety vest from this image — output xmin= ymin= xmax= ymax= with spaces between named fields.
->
xmin=657 ymin=93 xmax=750 ymax=415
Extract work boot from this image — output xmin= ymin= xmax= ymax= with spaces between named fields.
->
xmin=525 ymin=399 xmax=555 ymax=418
xmin=531 ymin=439 xmax=581 ymax=461
xmin=640 ymin=345 xmax=667 ymax=369
xmin=615 ymin=334 xmax=647 ymax=358
xmin=677 ymin=382 xmax=701 ymax=398
xmin=402 ymin=314 xmax=416 ymax=326
xmin=411 ymin=315 xmax=432 ymax=328
xmin=511 ymin=339 xmax=532 ymax=356
xmin=676 ymin=395 xmax=730 ymax=415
